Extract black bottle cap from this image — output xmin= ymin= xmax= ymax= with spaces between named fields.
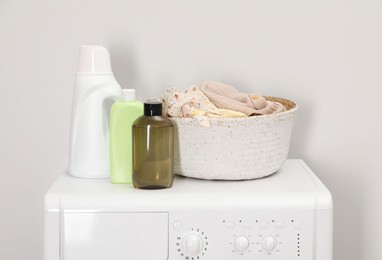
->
xmin=144 ymin=101 xmax=163 ymax=116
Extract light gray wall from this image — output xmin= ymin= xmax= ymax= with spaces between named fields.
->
xmin=1 ymin=0 xmax=381 ymax=259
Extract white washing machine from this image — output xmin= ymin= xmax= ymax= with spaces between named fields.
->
xmin=44 ymin=159 xmax=332 ymax=260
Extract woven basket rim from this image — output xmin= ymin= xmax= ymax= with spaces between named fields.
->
xmin=169 ymin=96 xmax=298 ymax=122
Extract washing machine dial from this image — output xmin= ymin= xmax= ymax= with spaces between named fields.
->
xmin=234 ymin=236 xmax=250 ymax=251
xmin=261 ymin=236 xmax=277 ymax=251
xmin=182 ymin=232 xmax=204 ymax=256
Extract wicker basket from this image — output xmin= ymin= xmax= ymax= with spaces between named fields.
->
xmin=170 ymin=97 xmax=298 ymax=180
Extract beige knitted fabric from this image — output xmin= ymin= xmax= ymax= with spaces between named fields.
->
xmin=200 ymin=81 xmax=286 ymax=115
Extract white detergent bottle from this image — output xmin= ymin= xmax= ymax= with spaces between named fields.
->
xmin=69 ymin=45 xmax=122 ymax=178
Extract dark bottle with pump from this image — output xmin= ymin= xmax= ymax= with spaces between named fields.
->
xmin=132 ymin=101 xmax=174 ymax=189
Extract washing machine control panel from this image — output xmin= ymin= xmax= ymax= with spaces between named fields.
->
xmin=169 ymin=210 xmax=313 ymax=260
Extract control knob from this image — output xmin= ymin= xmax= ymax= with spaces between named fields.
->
xmin=234 ymin=236 xmax=250 ymax=251
xmin=182 ymin=232 xmax=204 ymax=256
xmin=261 ymin=236 xmax=277 ymax=251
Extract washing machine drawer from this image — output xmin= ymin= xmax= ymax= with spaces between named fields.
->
xmin=45 ymin=212 xmax=168 ymax=260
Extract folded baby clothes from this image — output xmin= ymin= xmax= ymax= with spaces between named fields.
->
xmin=162 ymin=86 xmax=222 ymax=117
xmin=162 ymin=86 xmax=247 ymax=127
xmin=200 ymin=81 xmax=286 ymax=115
xmin=213 ymin=109 xmax=247 ymax=118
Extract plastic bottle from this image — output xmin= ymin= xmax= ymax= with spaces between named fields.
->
xmin=132 ymin=102 xmax=174 ymax=189
xmin=110 ymin=89 xmax=143 ymax=184
xmin=68 ymin=45 xmax=121 ymax=178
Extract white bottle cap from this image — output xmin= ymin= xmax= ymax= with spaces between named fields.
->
xmin=77 ymin=45 xmax=113 ymax=74
xmin=121 ymin=89 xmax=136 ymax=101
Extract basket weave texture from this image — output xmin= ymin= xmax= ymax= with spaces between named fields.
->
xmin=170 ymin=97 xmax=298 ymax=180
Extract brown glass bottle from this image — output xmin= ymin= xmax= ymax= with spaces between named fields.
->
xmin=132 ymin=102 xmax=174 ymax=189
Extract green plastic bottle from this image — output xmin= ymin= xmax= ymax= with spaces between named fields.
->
xmin=110 ymin=89 xmax=143 ymax=184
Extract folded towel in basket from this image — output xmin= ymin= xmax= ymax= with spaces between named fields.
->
xmin=200 ymin=81 xmax=286 ymax=115
xmin=162 ymin=86 xmax=247 ymax=127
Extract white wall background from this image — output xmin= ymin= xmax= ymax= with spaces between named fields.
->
xmin=1 ymin=0 xmax=381 ymax=259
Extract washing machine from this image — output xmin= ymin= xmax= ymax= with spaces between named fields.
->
xmin=44 ymin=159 xmax=332 ymax=260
